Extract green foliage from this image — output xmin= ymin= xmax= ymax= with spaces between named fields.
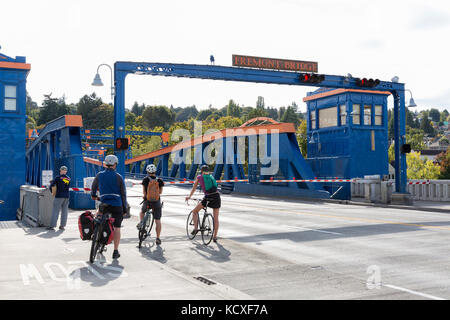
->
xmin=436 ymin=148 xmax=450 ymax=179
xmin=296 ymin=120 xmax=307 ymax=157
xmin=281 ymin=106 xmax=299 ymax=129
xmin=142 ymin=105 xmax=176 ymax=130
xmin=420 ymin=116 xmax=436 ymax=136
xmin=175 ymin=105 xmax=198 ymax=122
xmin=87 ymin=104 xmax=114 ymax=128
xmin=245 ymin=108 xmax=268 ymax=121
xmin=196 ymin=109 xmax=214 ymax=121
xmin=226 ymin=100 xmax=241 ymax=118
xmin=37 ymin=94 xmax=70 ymax=125
xmin=131 ymin=102 xmax=145 ymax=117
xmin=406 ymin=151 xmax=440 ymax=179
xmin=76 ymin=93 xmax=103 ymax=127
xmin=406 ymin=127 xmax=426 ymax=151
xmin=428 ymin=108 xmax=441 ymax=122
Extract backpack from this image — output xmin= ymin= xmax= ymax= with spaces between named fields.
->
xmin=78 ymin=211 xmax=94 ymax=241
xmin=203 ymin=174 xmax=217 ymax=193
xmin=99 ymin=217 xmax=115 ymax=245
xmin=146 ymin=178 xmax=160 ymax=201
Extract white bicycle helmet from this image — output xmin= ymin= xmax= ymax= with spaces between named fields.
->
xmin=146 ymin=164 xmax=157 ymax=173
xmin=104 ymin=154 xmax=119 ymax=166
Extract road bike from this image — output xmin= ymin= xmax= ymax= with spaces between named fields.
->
xmin=137 ymin=200 xmax=157 ymax=249
xmin=186 ymin=198 xmax=215 ymax=245
xmin=89 ymin=212 xmax=112 ymax=263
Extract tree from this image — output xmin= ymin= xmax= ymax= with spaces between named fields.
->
xmin=406 ymin=151 xmax=440 ymax=179
xmin=256 ymin=96 xmax=265 ymax=109
xmin=440 ymin=109 xmax=449 ymax=122
xmin=175 ymin=105 xmax=198 ymax=122
xmin=125 ymin=111 xmax=136 ymax=127
xmin=226 ymin=100 xmax=241 ymax=118
xmin=406 ymin=127 xmax=426 ymax=151
xmin=87 ymin=104 xmax=114 ymax=129
xmin=436 ymin=148 xmax=450 ymax=179
xmin=131 ymin=102 xmax=145 ymax=117
xmin=281 ymin=106 xmax=299 ymax=129
xmin=429 ymin=108 xmax=441 ymax=123
xmin=37 ymin=94 xmax=70 ymax=125
xmin=246 ymin=108 xmax=268 ymax=121
xmin=296 ymin=120 xmax=307 ymax=157
xmin=142 ymin=105 xmax=175 ymax=130
xmin=197 ymin=109 xmax=214 ymax=121
xmin=278 ymin=106 xmax=286 ymax=121
xmin=76 ymin=93 xmax=104 ymax=128
xmin=420 ymin=116 xmax=436 ymax=136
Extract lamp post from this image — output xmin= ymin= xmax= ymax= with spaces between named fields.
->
xmin=91 ymin=64 xmax=115 ymax=101
xmin=91 ymin=63 xmax=126 ymax=177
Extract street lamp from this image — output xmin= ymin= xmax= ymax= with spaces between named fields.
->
xmin=91 ymin=64 xmax=115 ymax=101
xmin=405 ymin=89 xmax=417 ymax=108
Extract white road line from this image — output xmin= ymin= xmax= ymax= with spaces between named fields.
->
xmin=290 ymin=226 xmax=343 ymax=235
xmin=384 ymin=284 xmax=446 ymax=300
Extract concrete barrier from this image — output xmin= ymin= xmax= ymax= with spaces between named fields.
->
xmin=352 ymin=179 xmax=450 ymax=202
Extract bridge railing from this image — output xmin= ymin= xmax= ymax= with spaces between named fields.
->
xmin=352 ymin=179 xmax=450 ymax=202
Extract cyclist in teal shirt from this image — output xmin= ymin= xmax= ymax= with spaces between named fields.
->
xmin=185 ymin=165 xmax=221 ymax=242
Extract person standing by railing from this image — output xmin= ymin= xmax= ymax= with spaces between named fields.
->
xmin=48 ymin=166 xmax=70 ymax=231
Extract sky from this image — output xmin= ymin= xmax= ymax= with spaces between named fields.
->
xmin=1 ymin=0 xmax=450 ymax=113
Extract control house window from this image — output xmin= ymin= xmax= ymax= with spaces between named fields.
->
xmin=352 ymin=104 xmax=361 ymax=125
xmin=4 ymin=85 xmax=17 ymax=111
xmin=310 ymin=111 xmax=316 ymax=130
xmin=319 ymin=106 xmax=338 ymax=128
xmin=374 ymin=105 xmax=382 ymax=125
xmin=364 ymin=105 xmax=372 ymax=125
xmin=340 ymin=104 xmax=346 ymax=125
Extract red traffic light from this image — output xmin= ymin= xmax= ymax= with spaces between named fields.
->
xmin=299 ymin=73 xmax=325 ymax=84
xmin=115 ymin=138 xmax=129 ymax=150
xmin=355 ymin=77 xmax=380 ymax=88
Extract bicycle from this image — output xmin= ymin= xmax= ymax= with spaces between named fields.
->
xmin=186 ymin=198 xmax=215 ymax=245
xmin=137 ymin=200 xmax=156 ymax=249
xmin=89 ymin=205 xmax=113 ymax=263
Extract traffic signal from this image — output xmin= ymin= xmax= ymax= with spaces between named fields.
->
xmin=355 ymin=78 xmax=380 ymax=88
xmin=401 ymin=143 xmax=411 ymax=154
xmin=115 ymin=138 xmax=129 ymax=150
xmin=299 ymin=73 xmax=325 ymax=84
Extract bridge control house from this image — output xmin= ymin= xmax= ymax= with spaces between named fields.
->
xmin=304 ymin=88 xmax=390 ymax=199
xmin=0 ymin=50 xmax=30 ymax=220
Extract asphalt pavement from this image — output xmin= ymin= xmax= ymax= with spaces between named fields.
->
xmin=1 ymin=182 xmax=450 ymax=300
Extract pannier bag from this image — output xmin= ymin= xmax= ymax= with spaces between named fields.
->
xmin=100 ymin=217 xmax=115 ymax=245
xmin=78 ymin=211 xmax=94 ymax=240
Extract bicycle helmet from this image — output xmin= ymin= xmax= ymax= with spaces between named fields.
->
xmin=200 ymin=165 xmax=209 ymax=172
xmin=104 ymin=154 xmax=119 ymax=166
xmin=146 ymin=164 xmax=157 ymax=173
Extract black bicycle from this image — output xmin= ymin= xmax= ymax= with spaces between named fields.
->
xmin=89 ymin=212 xmax=112 ymax=264
xmin=186 ymin=198 xmax=215 ymax=245
xmin=137 ymin=200 xmax=156 ymax=249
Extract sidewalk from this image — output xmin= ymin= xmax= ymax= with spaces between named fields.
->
xmin=343 ymin=198 xmax=450 ymax=213
xmin=0 ymin=212 xmax=252 ymax=300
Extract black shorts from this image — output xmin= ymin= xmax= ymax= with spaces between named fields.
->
xmin=201 ymin=192 xmax=221 ymax=209
xmin=141 ymin=200 xmax=162 ymax=220
xmin=99 ymin=203 xmax=124 ymax=228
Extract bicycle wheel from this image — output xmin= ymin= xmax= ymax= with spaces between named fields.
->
xmin=89 ymin=225 xmax=101 ymax=263
xmin=186 ymin=211 xmax=199 ymax=240
xmin=201 ymin=213 xmax=214 ymax=245
xmin=138 ymin=211 xmax=154 ymax=248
